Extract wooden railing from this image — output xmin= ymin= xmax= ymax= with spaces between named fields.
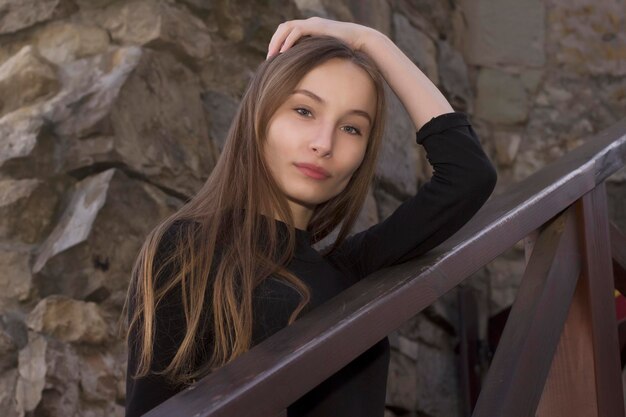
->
xmin=143 ymin=116 xmax=626 ymax=417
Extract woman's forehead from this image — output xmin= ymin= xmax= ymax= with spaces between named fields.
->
xmin=293 ymin=62 xmax=377 ymax=115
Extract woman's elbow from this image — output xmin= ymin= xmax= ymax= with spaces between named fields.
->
xmin=476 ymin=162 xmax=498 ymax=200
xmin=466 ymin=162 xmax=498 ymax=203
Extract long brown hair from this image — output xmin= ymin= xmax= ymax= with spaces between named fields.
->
xmin=120 ymin=34 xmax=388 ymax=387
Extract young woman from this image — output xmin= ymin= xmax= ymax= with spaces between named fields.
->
xmin=122 ymin=17 xmax=497 ymax=417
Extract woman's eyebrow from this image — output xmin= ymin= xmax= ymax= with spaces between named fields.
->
xmin=292 ymin=89 xmax=372 ymax=125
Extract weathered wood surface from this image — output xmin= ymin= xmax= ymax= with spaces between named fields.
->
xmin=573 ymin=184 xmax=624 ymax=417
xmin=472 ymin=206 xmax=581 ymax=417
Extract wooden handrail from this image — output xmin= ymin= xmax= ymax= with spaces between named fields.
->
xmin=143 ymin=117 xmax=626 ymax=417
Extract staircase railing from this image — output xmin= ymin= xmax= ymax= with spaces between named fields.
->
xmin=142 ymin=117 xmax=626 ymax=417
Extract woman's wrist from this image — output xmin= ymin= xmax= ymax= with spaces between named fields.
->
xmin=355 ymin=27 xmax=388 ymax=54
xmin=355 ymin=26 xmax=453 ymax=129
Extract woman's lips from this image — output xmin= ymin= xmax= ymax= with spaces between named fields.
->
xmin=294 ymin=163 xmax=330 ymax=180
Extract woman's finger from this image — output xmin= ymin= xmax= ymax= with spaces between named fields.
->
xmin=266 ymin=17 xmax=355 ymax=59
xmin=279 ymin=27 xmax=303 ymax=53
xmin=267 ymin=22 xmax=289 ymax=58
xmin=267 ymin=20 xmax=302 ymax=58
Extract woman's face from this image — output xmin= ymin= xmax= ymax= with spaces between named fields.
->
xmin=264 ymin=58 xmax=377 ymax=217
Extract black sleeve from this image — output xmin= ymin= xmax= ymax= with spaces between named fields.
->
xmin=125 ymin=221 xmax=195 ymax=417
xmin=324 ymin=111 xmax=498 ymax=280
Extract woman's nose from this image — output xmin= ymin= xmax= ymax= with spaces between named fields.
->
xmin=310 ymin=127 xmax=334 ymax=156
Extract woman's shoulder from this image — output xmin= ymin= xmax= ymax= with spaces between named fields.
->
xmin=153 ymin=218 xmax=226 ymax=289
xmin=152 ymin=219 xmax=201 ymax=288
xmin=154 ymin=218 xmax=206 ymax=259
xmin=160 ymin=218 xmax=200 ymax=242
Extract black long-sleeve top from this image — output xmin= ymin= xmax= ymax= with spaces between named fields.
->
xmin=125 ymin=111 xmax=498 ymax=417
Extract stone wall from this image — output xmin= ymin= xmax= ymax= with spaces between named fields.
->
xmin=0 ymin=1 xmax=624 ymax=416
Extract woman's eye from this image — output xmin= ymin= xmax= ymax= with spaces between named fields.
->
xmin=344 ymin=126 xmax=362 ymax=136
xmin=294 ymin=108 xmax=362 ymax=136
xmin=294 ymin=107 xmax=312 ymax=117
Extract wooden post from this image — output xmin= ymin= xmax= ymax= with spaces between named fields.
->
xmin=576 ymin=182 xmax=625 ymax=416
xmin=472 ymin=206 xmax=582 ymax=417
xmin=536 ymin=182 xmax=625 ymax=416
xmin=534 ymin=258 xmax=599 ymax=416
xmin=458 ymin=284 xmax=481 ymax=415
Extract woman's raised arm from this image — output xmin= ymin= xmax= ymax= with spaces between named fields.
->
xmin=265 ymin=16 xmax=454 ymax=129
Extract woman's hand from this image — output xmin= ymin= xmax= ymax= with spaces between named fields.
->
xmin=266 ymin=17 xmax=374 ymax=60
xmin=265 ymin=16 xmax=453 ymax=128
